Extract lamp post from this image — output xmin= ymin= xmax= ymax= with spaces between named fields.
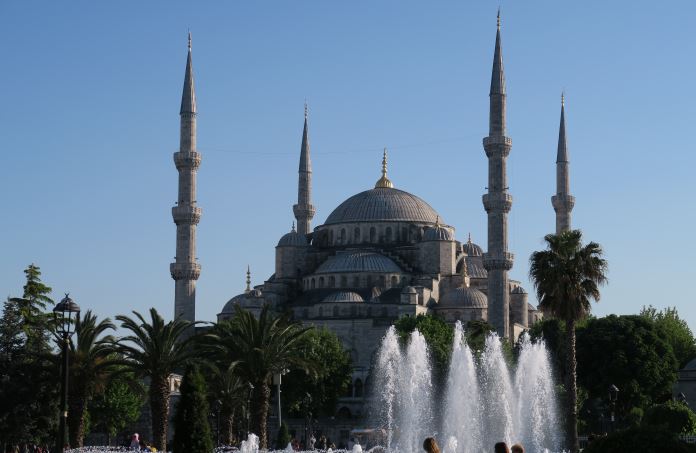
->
xmin=608 ymin=384 xmax=619 ymax=432
xmin=214 ymin=399 xmax=222 ymax=447
xmin=273 ymin=369 xmax=288 ymax=432
xmin=303 ymin=392 xmax=312 ymax=448
xmin=53 ymin=294 xmax=81 ymax=453
xmin=246 ymin=383 xmax=255 ymax=438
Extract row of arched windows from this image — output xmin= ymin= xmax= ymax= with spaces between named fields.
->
xmin=303 ymin=274 xmax=403 ymax=290
xmin=312 ymin=305 xmax=391 ymax=318
xmin=324 ymin=224 xmax=424 ymax=246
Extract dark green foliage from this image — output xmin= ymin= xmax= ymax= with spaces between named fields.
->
xmin=0 ymin=265 xmax=59 ymax=447
xmin=463 ymin=320 xmax=494 ymax=353
xmin=282 ymin=327 xmax=352 ymax=417
xmin=641 ymin=305 xmax=696 ymax=368
xmin=394 ymin=314 xmax=453 ymax=382
xmin=275 ymin=422 xmax=291 ymax=449
xmin=643 ymin=401 xmax=696 ymax=434
xmin=89 ymin=373 xmax=144 ymax=445
xmin=172 ymin=366 xmax=214 ymax=453
xmin=583 ymin=425 xmax=696 ymax=453
xmin=576 ymin=315 xmax=677 ymax=414
xmin=529 ymin=318 xmax=567 ymax=379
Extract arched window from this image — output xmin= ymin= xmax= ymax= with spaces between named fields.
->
xmin=350 ymin=305 xmax=357 ymax=317
xmin=367 ymin=307 xmax=372 ymax=317
xmin=328 ymin=276 xmax=335 ymax=288
xmin=402 ymin=227 xmax=408 ymax=242
xmin=311 ymin=278 xmax=316 ymax=289
xmin=340 ymin=229 xmax=346 ymax=244
xmin=319 ymin=277 xmax=325 ymax=288
xmin=391 ymin=275 xmax=398 ymax=287
xmin=329 ymin=230 xmax=334 ymax=244
xmin=354 ymin=227 xmax=361 ymax=242
xmin=369 ymin=227 xmax=376 ymax=242
xmin=354 ymin=379 xmax=364 ymax=398
xmin=379 ymin=275 xmax=386 ymax=288
xmin=381 ymin=307 xmax=388 ymax=317
xmin=333 ymin=306 xmax=339 ymax=317
xmin=340 ymin=275 xmax=347 ymax=287
xmin=386 ymin=227 xmax=393 ymax=242
xmin=366 ymin=275 xmax=373 ymax=287
xmin=302 ymin=309 xmax=309 ymax=318
xmin=318 ymin=306 xmax=324 ymax=317
xmin=337 ymin=407 xmax=352 ymax=419
xmin=352 ymin=276 xmax=360 ymax=287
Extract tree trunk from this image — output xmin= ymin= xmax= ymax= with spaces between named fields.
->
xmin=221 ymin=407 xmax=235 ymax=446
xmin=252 ymin=379 xmax=271 ymax=449
xmin=67 ymin=392 xmax=87 ymax=447
xmin=150 ymin=377 xmax=171 ymax=451
xmin=565 ymin=318 xmax=579 ymax=453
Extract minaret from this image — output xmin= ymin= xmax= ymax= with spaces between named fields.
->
xmin=482 ymin=11 xmax=514 ymax=339
xmin=551 ymin=94 xmax=575 ymax=234
xmin=293 ymin=103 xmax=316 ymax=236
xmin=171 ymin=33 xmax=202 ymax=324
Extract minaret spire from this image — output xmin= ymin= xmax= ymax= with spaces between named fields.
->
xmin=293 ymin=102 xmax=316 ymax=236
xmin=171 ymin=33 xmax=202 ymax=326
xmin=245 ymin=266 xmax=251 ymax=293
xmin=552 ymin=93 xmax=575 ymax=234
xmin=482 ymin=11 xmax=514 ymax=339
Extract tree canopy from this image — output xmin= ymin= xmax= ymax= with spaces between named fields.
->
xmin=641 ymin=305 xmax=696 ymax=369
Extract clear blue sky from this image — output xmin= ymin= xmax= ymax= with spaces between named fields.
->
xmin=2 ymin=1 xmax=695 ymax=332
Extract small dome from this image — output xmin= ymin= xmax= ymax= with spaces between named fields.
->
xmin=462 ymin=239 xmax=484 ymax=257
xmin=402 ymin=286 xmax=417 ymax=294
xmin=512 ymin=286 xmax=527 ymax=294
xmin=423 ymin=224 xmax=454 ymax=242
xmin=438 ymin=287 xmax=488 ymax=309
xmin=315 ymin=251 xmax=401 ymax=274
xmin=277 ymin=231 xmax=308 ymax=247
xmin=322 ymin=291 xmax=365 ymax=303
xmin=220 ymin=293 xmax=248 ymax=314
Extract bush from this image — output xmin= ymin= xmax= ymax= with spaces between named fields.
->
xmin=583 ymin=425 xmax=696 ymax=453
xmin=643 ymin=400 xmax=696 ymax=434
xmin=172 ymin=366 xmax=214 ymax=453
xmin=275 ymin=422 xmax=291 ymax=449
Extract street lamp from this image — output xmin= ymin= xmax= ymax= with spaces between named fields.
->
xmin=273 ymin=369 xmax=288 ymax=432
xmin=608 ymin=384 xmax=619 ymax=432
xmin=303 ymin=392 xmax=313 ymax=448
xmin=53 ymin=294 xmax=81 ymax=453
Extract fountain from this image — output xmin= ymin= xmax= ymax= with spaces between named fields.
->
xmin=373 ymin=322 xmax=561 ymax=453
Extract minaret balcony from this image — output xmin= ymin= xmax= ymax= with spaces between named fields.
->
xmin=172 ymin=205 xmax=202 ymax=225
xmin=482 ymin=193 xmax=513 ymax=213
xmin=173 ymin=151 xmax=202 ymax=170
xmin=483 ymin=252 xmax=514 ymax=271
xmin=170 ymin=262 xmax=201 ymax=280
xmin=293 ymin=203 xmax=317 ymax=219
xmin=552 ymin=194 xmax=576 ymax=211
xmin=483 ymin=135 xmax=512 ymax=157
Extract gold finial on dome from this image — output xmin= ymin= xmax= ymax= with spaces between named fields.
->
xmin=245 ymin=265 xmax=251 ymax=293
xmin=375 ymin=147 xmax=394 ymax=188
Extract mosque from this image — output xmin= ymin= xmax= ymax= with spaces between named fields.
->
xmin=170 ymin=15 xmax=575 ymax=422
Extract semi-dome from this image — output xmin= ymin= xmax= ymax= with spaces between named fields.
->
xmin=423 ymin=224 xmax=454 ymax=242
xmin=324 ymin=187 xmax=441 ymax=225
xmin=402 ymin=286 xmax=417 ymax=294
xmin=438 ymin=287 xmax=488 ymax=308
xmin=512 ymin=286 xmax=527 ymax=294
xmin=322 ymin=291 xmax=365 ymax=303
xmin=277 ymin=230 xmax=308 ymax=247
xmin=315 ymin=251 xmax=402 ymax=274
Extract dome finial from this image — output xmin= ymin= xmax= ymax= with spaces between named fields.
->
xmin=375 ymin=147 xmax=394 ymax=188
xmin=435 ymin=215 xmax=440 ymax=226
xmin=461 ymin=258 xmax=470 ymax=288
xmin=467 ymin=232 xmax=472 ymax=244
xmin=291 ymin=221 xmax=296 ymax=232
xmin=304 ymin=99 xmax=308 ymax=120
xmin=188 ymin=30 xmax=192 ymax=51
xmin=245 ymin=265 xmax=251 ymax=293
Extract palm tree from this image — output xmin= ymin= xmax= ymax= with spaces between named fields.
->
xmin=67 ymin=310 xmax=116 ymax=447
xmin=529 ymin=229 xmax=607 ymax=453
xmin=209 ymin=363 xmax=246 ymax=446
xmin=115 ymin=308 xmax=197 ymax=451
xmin=206 ymin=305 xmax=313 ymax=449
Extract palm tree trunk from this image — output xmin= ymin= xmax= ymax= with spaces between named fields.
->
xmin=565 ymin=318 xmax=579 ymax=453
xmin=150 ymin=377 xmax=171 ymax=451
xmin=252 ymin=380 xmax=271 ymax=449
xmin=67 ymin=392 xmax=87 ymax=447
xmin=221 ymin=407 xmax=235 ymax=446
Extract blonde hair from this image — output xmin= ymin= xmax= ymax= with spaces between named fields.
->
xmin=423 ymin=437 xmax=440 ymax=453
xmin=511 ymin=444 xmax=524 ymax=453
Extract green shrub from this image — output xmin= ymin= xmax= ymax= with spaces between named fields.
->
xmin=643 ymin=400 xmax=696 ymax=434
xmin=275 ymin=422 xmax=291 ymax=449
xmin=583 ymin=425 xmax=696 ymax=453
xmin=172 ymin=366 xmax=214 ymax=453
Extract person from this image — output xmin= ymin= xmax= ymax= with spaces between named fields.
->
xmin=318 ymin=435 xmax=327 ymax=451
xmin=423 ymin=437 xmax=440 ymax=453
xmin=309 ymin=434 xmax=316 ymax=450
xmin=129 ymin=434 xmax=140 ymax=450
xmin=510 ymin=444 xmax=524 ymax=453
xmin=494 ymin=442 xmax=509 ymax=453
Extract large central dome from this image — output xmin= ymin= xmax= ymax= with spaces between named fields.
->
xmin=324 ymin=187 xmax=441 ymax=225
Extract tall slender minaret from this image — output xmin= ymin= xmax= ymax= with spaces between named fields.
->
xmin=482 ymin=11 xmax=514 ymax=339
xmin=551 ymin=94 xmax=575 ymax=234
xmin=171 ymin=33 xmax=202 ymax=323
xmin=293 ymin=103 xmax=316 ymax=236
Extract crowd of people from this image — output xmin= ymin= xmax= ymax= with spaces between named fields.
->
xmin=423 ymin=437 xmax=526 ymax=453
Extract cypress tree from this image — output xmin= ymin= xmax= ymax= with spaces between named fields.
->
xmin=172 ymin=365 xmax=214 ymax=453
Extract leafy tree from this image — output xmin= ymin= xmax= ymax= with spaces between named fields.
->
xmin=394 ymin=314 xmax=453 ymax=383
xmin=172 ymin=366 xmax=214 ymax=453
xmin=464 ymin=320 xmax=495 ymax=354
xmin=282 ymin=327 xmax=352 ymax=418
xmin=576 ymin=315 xmax=677 ymax=415
xmin=67 ymin=310 xmax=116 ymax=447
xmin=583 ymin=425 xmax=696 ymax=453
xmin=89 ymin=373 xmax=144 ymax=445
xmin=529 ymin=230 xmax=608 ymax=453
xmin=643 ymin=401 xmax=696 ymax=434
xmin=0 ymin=266 xmax=59 ymax=447
xmin=641 ymin=306 xmax=696 ymax=369
xmin=115 ymin=308 xmax=197 ymax=451
xmin=205 ymin=305 xmax=312 ymax=449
